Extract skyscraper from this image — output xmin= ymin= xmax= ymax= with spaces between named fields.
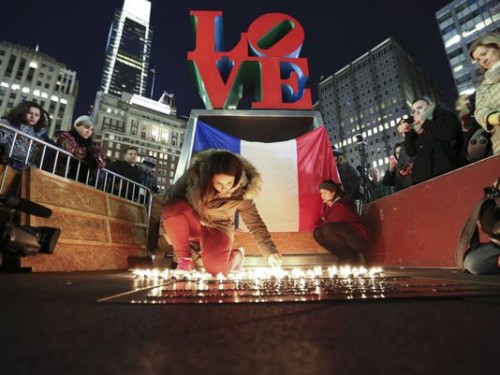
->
xmin=436 ymin=0 xmax=499 ymax=96
xmin=318 ymin=38 xmax=445 ymax=171
xmin=0 ymin=41 xmax=78 ymax=137
xmin=99 ymin=0 xmax=153 ymax=98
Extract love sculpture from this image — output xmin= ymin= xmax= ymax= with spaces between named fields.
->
xmin=188 ymin=11 xmax=312 ymax=110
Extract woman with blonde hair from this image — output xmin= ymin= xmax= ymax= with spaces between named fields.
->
xmin=469 ymin=32 xmax=500 ymax=155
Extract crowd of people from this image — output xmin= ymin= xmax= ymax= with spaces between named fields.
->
xmin=0 ymin=102 xmax=160 ymax=195
xmin=331 ymin=32 xmax=499 ymax=208
xmin=1 ymin=32 xmax=498 ymax=275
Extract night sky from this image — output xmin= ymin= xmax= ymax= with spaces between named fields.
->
xmin=1 ymin=0 xmax=456 ymax=118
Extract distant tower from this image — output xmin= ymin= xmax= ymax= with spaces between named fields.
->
xmin=0 ymin=41 xmax=78 ymax=137
xmin=99 ymin=0 xmax=153 ymax=97
xmin=436 ymin=0 xmax=499 ymax=96
xmin=318 ymin=38 xmax=446 ymax=171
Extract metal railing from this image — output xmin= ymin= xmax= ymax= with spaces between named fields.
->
xmin=0 ymin=121 xmax=153 ymax=217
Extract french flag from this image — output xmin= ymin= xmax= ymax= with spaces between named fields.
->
xmin=192 ymin=121 xmax=339 ymax=231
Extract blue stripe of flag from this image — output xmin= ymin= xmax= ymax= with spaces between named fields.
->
xmin=193 ymin=121 xmax=241 ymax=154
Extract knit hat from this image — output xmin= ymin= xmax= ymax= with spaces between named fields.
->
xmin=74 ymin=115 xmax=95 ymax=128
xmin=142 ymin=156 xmax=156 ymax=167
xmin=319 ymin=180 xmax=338 ymax=192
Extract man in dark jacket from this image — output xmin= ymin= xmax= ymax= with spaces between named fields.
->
xmin=397 ymin=96 xmax=462 ymax=185
xmin=105 ymin=146 xmax=143 ymax=198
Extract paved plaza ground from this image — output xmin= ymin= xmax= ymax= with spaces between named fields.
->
xmin=1 ymin=266 xmax=499 ymax=374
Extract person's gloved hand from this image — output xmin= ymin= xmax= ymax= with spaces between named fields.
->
xmin=267 ymin=252 xmax=283 ymax=268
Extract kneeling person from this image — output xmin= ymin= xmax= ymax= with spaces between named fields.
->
xmin=314 ymin=180 xmax=372 ymax=264
xmin=162 ymin=149 xmax=282 ymax=274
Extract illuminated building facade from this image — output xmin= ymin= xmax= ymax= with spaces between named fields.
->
xmin=318 ymin=38 xmax=444 ymax=171
xmin=99 ymin=0 xmax=153 ymax=98
xmin=0 ymin=41 xmax=77 ymax=137
xmin=91 ymin=91 xmax=185 ymax=191
xmin=436 ymin=0 xmax=499 ymax=96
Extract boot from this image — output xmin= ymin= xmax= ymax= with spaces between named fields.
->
xmin=229 ymin=248 xmax=245 ymax=272
xmin=176 ymin=257 xmax=195 ymax=271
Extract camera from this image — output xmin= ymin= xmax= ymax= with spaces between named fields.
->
xmin=0 ymin=194 xmax=60 ymax=270
xmin=0 ymin=221 xmax=60 ymax=256
xmin=484 ymin=184 xmax=500 ymax=200
xmin=403 ymin=116 xmax=414 ymax=125
xmin=479 ymin=178 xmax=500 ymax=241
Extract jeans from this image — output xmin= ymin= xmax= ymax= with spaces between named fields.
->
xmin=313 ymin=222 xmax=368 ymax=263
xmin=463 ymin=242 xmax=500 ymax=275
xmin=162 ymin=199 xmax=239 ymax=274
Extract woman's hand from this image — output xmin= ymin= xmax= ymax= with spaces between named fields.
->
xmin=267 ymin=252 xmax=283 ymax=268
xmin=487 ymin=112 xmax=500 ymax=126
xmin=397 ymin=121 xmax=412 ymax=134
xmin=413 ymin=113 xmax=425 ymax=125
xmin=388 ymin=155 xmax=398 ymax=171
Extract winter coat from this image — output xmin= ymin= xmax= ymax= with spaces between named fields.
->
xmin=55 ymin=129 xmax=105 ymax=182
xmin=315 ymin=198 xmax=372 ymax=242
xmin=106 ymin=160 xmax=143 ymax=183
xmin=382 ymin=144 xmax=413 ymax=192
xmin=56 ymin=130 xmax=105 ymax=168
xmin=474 ymin=62 xmax=500 ymax=155
xmin=336 ymin=162 xmax=361 ymax=202
xmin=0 ymin=119 xmax=50 ymax=169
xmin=165 ymin=149 xmax=279 ymax=258
xmin=140 ymin=169 xmax=159 ymax=193
xmin=403 ymin=104 xmax=462 ymax=185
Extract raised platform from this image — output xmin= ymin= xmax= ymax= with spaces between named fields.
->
xmin=2 ymin=153 xmax=498 ymax=272
xmin=363 ymin=153 xmax=499 ymax=267
xmin=1 ymin=166 xmax=148 ymax=272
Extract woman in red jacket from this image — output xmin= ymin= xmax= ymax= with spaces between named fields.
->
xmin=313 ymin=180 xmax=372 ymax=264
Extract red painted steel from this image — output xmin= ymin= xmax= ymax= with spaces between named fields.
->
xmin=363 ymin=154 xmax=499 ymax=267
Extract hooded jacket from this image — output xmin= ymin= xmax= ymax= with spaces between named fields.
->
xmin=165 ymin=149 xmax=278 ymax=258
xmin=403 ymin=104 xmax=462 ymax=185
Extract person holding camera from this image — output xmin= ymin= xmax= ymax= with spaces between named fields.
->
xmin=382 ymin=142 xmax=413 ymax=193
xmin=397 ymin=96 xmax=462 ymax=185
xmin=469 ymin=32 xmax=500 ymax=156
xmin=457 ymin=179 xmax=500 ymax=275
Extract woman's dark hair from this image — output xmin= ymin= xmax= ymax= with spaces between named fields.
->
xmin=319 ymin=179 xmax=344 ymax=197
xmin=201 ymin=151 xmax=243 ymax=199
xmin=412 ymin=96 xmax=433 ymax=105
xmin=393 ymin=142 xmax=404 ymax=158
xmin=124 ymin=145 xmax=138 ymax=154
xmin=4 ymin=101 xmax=51 ymax=132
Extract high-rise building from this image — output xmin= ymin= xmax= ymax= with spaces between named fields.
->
xmin=91 ymin=91 xmax=186 ymax=191
xmin=0 ymin=41 xmax=77 ymax=137
xmin=99 ymin=0 xmax=153 ymax=98
xmin=318 ymin=38 xmax=445 ymax=172
xmin=436 ymin=0 xmax=499 ymax=96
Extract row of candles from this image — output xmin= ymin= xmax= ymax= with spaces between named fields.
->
xmin=132 ymin=265 xmax=384 ymax=283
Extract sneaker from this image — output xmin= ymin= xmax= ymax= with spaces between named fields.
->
xmin=176 ymin=257 xmax=195 ymax=271
xmin=229 ymin=247 xmax=245 ymax=272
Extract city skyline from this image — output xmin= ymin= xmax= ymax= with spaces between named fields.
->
xmin=2 ymin=0 xmax=455 ymax=118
